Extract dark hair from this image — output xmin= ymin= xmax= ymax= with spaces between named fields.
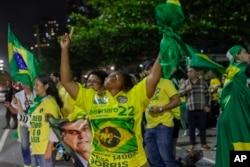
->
xmin=246 ymin=63 xmax=250 ymax=78
xmin=86 ymin=69 xmax=108 ymax=85
xmin=142 ymin=59 xmax=155 ymax=71
xmin=50 ymin=71 xmax=60 ymax=78
xmin=189 ymin=66 xmax=199 ymax=72
xmin=36 ymin=74 xmax=63 ymax=108
xmin=117 ymin=71 xmax=135 ymax=92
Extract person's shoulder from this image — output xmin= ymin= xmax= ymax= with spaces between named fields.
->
xmin=134 ymin=77 xmax=146 ymax=86
xmin=162 ymin=78 xmax=173 ymax=82
xmin=215 ymin=78 xmax=222 ymax=84
xmin=43 ymin=96 xmax=55 ymax=103
xmin=199 ymin=79 xmax=210 ymax=88
xmin=159 ymin=78 xmax=175 ymax=85
xmin=43 ymin=96 xmax=60 ymax=107
xmin=57 ymin=84 xmax=65 ymax=90
xmin=211 ymin=78 xmax=220 ymax=82
xmin=160 ymin=78 xmax=170 ymax=82
xmin=128 ymin=77 xmax=146 ymax=93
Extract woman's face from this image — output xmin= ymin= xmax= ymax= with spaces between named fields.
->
xmin=34 ymin=79 xmax=47 ymax=96
xmin=104 ymin=72 xmax=124 ymax=91
xmin=86 ymin=74 xmax=103 ymax=91
xmin=237 ymin=49 xmax=250 ymax=63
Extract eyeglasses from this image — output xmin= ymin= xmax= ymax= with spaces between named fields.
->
xmin=87 ymin=80 xmax=101 ymax=85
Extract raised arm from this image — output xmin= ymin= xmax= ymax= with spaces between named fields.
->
xmin=60 ymin=31 xmax=79 ymax=100
xmin=146 ymin=54 xmax=161 ymax=98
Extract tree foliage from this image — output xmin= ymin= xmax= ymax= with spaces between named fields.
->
xmin=67 ymin=0 xmax=163 ymax=73
xmin=39 ymin=39 xmax=61 ymax=74
xmin=41 ymin=0 xmax=250 ymax=74
xmin=181 ymin=0 xmax=250 ymax=53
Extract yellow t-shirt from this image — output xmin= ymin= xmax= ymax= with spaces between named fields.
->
xmin=58 ymin=84 xmax=74 ymax=117
xmin=180 ymin=96 xmax=186 ymax=102
xmin=210 ymin=78 xmax=221 ymax=101
xmin=71 ymin=78 xmax=149 ymax=167
xmin=30 ymin=96 xmax=61 ymax=154
xmin=145 ymin=78 xmax=179 ymax=128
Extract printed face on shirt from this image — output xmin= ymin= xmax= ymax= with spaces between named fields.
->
xmin=61 ymin=119 xmax=92 ymax=155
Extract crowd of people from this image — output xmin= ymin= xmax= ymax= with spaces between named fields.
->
xmin=2 ymin=29 xmax=250 ymax=167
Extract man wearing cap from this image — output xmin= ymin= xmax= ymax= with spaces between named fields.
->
xmin=216 ymin=45 xmax=250 ymax=167
xmin=142 ymin=59 xmax=181 ymax=167
xmin=142 ymin=60 xmax=155 ymax=72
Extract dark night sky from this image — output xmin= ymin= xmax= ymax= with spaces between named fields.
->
xmin=0 ymin=0 xmax=67 ymax=68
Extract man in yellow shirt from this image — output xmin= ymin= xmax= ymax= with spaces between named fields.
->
xmin=208 ymin=71 xmax=221 ymax=128
xmin=142 ymin=60 xmax=181 ymax=167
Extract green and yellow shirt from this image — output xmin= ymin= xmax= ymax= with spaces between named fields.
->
xmin=146 ymin=78 xmax=179 ymax=128
xmin=71 ymin=78 xmax=150 ymax=167
xmin=30 ymin=96 xmax=61 ymax=154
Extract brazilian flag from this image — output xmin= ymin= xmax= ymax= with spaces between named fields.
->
xmin=8 ymin=25 xmax=41 ymax=89
xmin=92 ymin=118 xmax=137 ymax=153
xmin=155 ymin=0 xmax=192 ymax=79
xmin=216 ymin=63 xmax=250 ymax=167
xmin=155 ymin=0 xmax=226 ymax=79
xmin=186 ymin=44 xmax=226 ymax=77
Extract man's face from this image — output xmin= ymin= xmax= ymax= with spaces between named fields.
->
xmin=143 ymin=65 xmax=153 ymax=76
xmin=61 ymin=119 xmax=92 ymax=154
xmin=187 ymin=67 xmax=198 ymax=80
